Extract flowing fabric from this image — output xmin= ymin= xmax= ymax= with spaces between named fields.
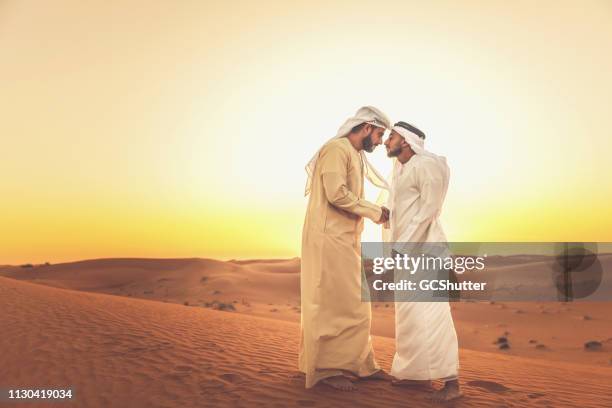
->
xmin=383 ymin=137 xmax=459 ymax=381
xmin=300 ymin=137 xmax=383 ymax=388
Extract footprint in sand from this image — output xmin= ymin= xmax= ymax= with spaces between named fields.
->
xmin=467 ymin=380 xmax=511 ymax=393
xmin=161 ymin=365 xmax=195 ymax=381
xmin=199 ymin=379 xmax=229 ymax=394
xmin=219 ymin=373 xmax=241 ymax=383
xmin=257 ymin=367 xmax=279 ymax=375
xmin=289 ymin=372 xmax=305 ymax=383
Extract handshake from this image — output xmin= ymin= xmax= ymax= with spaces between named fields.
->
xmin=376 ymin=206 xmax=390 ymax=225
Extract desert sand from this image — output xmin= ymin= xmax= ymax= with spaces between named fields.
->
xmin=1 ymin=258 xmax=612 ymax=407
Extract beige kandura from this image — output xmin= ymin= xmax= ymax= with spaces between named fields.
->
xmin=299 ymin=106 xmax=390 ymax=388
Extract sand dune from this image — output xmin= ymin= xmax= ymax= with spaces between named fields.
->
xmin=0 ymin=258 xmax=300 ymax=320
xmin=2 ymin=257 xmax=612 ymax=368
xmin=3 ymin=258 xmax=612 ymax=368
xmin=229 ymin=257 xmax=301 ymax=273
xmin=1 ymin=276 xmax=611 ymax=407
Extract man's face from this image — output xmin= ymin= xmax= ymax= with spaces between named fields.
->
xmin=362 ymin=125 xmax=386 ymax=153
xmin=384 ymin=130 xmax=405 ymax=157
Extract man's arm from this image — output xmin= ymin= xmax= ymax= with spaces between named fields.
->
xmin=393 ymin=160 xmax=446 ymax=253
xmin=318 ymin=143 xmax=384 ymax=223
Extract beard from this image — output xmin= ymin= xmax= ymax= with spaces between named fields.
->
xmin=362 ymin=131 xmax=376 ymax=153
xmin=387 ymin=145 xmax=402 ymax=157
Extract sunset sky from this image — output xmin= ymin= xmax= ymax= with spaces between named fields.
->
xmin=1 ymin=0 xmax=611 ymax=264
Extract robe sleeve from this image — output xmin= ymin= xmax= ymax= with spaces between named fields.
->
xmin=393 ymin=159 xmax=446 ymax=254
xmin=318 ymin=143 xmax=383 ymax=222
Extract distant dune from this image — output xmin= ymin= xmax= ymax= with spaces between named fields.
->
xmin=2 ymin=257 xmax=612 ymax=368
xmin=229 ymin=258 xmax=301 ymax=274
xmin=1 ymin=276 xmax=611 ymax=407
xmin=0 ymin=258 xmax=301 ymax=321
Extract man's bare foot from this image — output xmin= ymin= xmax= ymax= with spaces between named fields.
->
xmin=321 ymin=376 xmax=357 ymax=391
xmin=361 ymin=369 xmax=393 ymax=381
xmin=427 ymin=380 xmax=462 ymax=402
xmin=391 ymin=379 xmax=434 ymax=391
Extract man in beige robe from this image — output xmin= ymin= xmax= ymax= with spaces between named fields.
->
xmin=299 ymin=106 xmax=392 ymax=391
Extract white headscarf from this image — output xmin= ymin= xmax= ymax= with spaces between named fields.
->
xmin=304 ymin=106 xmax=392 ymax=196
xmin=391 ymin=123 xmax=450 ymax=206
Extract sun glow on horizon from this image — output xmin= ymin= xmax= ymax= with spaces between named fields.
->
xmin=1 ymin=0 xmax=611 ymax=265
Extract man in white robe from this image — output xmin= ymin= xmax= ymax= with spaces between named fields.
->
xmin=383 ymin=121 xmax=461 ymax=402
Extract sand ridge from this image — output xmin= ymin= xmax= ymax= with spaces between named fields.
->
xmin=1 ymin=276 xmax=612 ymax=407
xmin=2 ymin=257 xmax=611 ymax=367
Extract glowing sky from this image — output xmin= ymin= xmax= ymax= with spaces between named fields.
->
xmin=1 ymin=0 xmax=611 ymax=264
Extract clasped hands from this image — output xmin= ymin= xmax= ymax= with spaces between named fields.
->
xmin=376 ymin=206 xmax=390 ymax=225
